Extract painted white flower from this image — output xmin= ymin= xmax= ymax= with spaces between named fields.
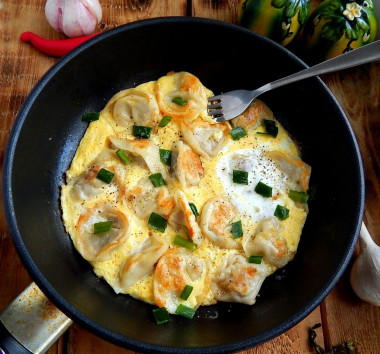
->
xmin=343 ymin=2 xmax=362 ymax=21
xmin=363 ymin=32 xmax=370 ymax=42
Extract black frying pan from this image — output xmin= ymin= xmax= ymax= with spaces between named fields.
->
xmin=2 ymin=18 xmax=364 ymax=353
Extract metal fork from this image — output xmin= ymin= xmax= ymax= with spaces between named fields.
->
xmin=208 ymin=40 xmax=380 ymax=122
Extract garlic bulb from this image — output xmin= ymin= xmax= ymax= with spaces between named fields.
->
xmin=350 ymin=223 xmax=380 ymax=306
xmin=45 ymin=0 xmax=102 ymax=38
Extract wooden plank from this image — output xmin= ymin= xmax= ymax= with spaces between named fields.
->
xmin=67 ymin=324 xmax=135 ymax=354
xmin=192 ymin=0 xmax=240 ymax=22
xmin=0 ymin=1 xmax=60 ymax=352
xmin=319 ymin=65 xmax=380 ymax=353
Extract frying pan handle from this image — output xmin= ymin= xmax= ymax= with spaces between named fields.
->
xmin=0 ymin=283 xmax=72 ymax=354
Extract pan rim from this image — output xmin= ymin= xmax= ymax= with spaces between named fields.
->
xmin=2 ymin=16 xmax=365 ymax=353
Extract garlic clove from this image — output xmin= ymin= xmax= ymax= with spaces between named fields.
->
xmin=45 ymin=0 xmax=102 ymax=38
xmin=350 ymin=223 xmax=380 ymax=306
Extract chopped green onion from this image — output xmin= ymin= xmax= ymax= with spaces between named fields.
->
xmin=173 ymin=235 xmax=196 ymax=251
xmin=159 ymin=115 xmax=172 ymax=127
xmin=132 ymin=125 xmax=152 ymax=139
xmin=274 ymin=204 xmax=290 ymax=220
xmin=82 ymin=112 xmax=99 ymax=122
xmin=180 ymin=285 xmax=193 ymax=301
xmin=263 ymin=119 xmax=278 ymax=138
xmin=148 ymin=212 xmax=167 ymax=233
xmin=288 ymin=190 xmax=309 ymax=203
xmin=188 ymin=203 xmax=199 ymax=217
xmin=248 ymin=255 xmax=263 ymax=264
xmin=233 ymin=169 xmax=248 ymax=185
xmin=153 ymin=307 xmax=171 ymax=324
xmin=93 ymin=221 xmax=113 ymax=234
xmin=254 ymin=181 xmax=272 ymax=198
xmin=116 ymin=149 xmax=131 ymax=165
xmin=159 ymin=149 xmax=172 ymax=166
xmin=149 ymin=173 xmax=167 ymax=187
xmin=172 ymin=97 xmax=188 ymax=106
xmin=96 ymin=168 xmax=114 ymax=184
xmin=231 ymin=220 xmax=243 ymax=239
xmin=229 ymin=126 xmax=247 ymax=140
xmin=175 ymin=304 xmax=196 ymax=319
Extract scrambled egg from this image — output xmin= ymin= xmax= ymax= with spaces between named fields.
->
xmin=61 ymin=71 xmax=311 ymax=314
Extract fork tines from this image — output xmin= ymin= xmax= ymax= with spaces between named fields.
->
xmin=207 ymin=96 xmax=224 ymax=120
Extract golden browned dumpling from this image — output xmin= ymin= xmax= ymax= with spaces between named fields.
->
xmin=154 ymin=248 xmax=210 ymax=312
xmin=200 ymin=196 xmax=240 ymax=249
xmin=74 ymin=204 xmax=130 ymax=262
xmin=212 ymin=254 xmax=270 ymax=305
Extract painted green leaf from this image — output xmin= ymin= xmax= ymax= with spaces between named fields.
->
xmin=284 ymin=0 xmax=299 ymax=19
xmin=321 ymin=21 xmax=344 ymax=41
xmin=344 ymin=22 xmax=358 ymax=40
xmin=298 ymin=0 xmax=310 ymax=24
xmin=272 ymin=0 xmax=288 ymax=8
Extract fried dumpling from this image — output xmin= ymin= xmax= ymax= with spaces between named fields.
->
xmin=110 ymin=136 xmax=168 ymax=179
xmin=168 ymin=190 xmax=203 ymax=246
xmin=113 ymin=88 xmax=160 ymax=127
xmin=266 ymin=151 xmax=311 ymax=192
xmin=126 ymin=177 xmax=174 ymax=219
xmin=70 ymin=149 xmax=120 ymax=200
xmin=115 ymin=234 xmax=169 ymax=292
xmin=70 ymin=164 xmax=106 ymax=200
xmin=74 ymin=204 xmax=130 ymax=261
xmin=172 ymin=141 xmax=204 ymax=189
xmin=231 ymin=99 xmax=275 ymax=130
xmin=154 ymin=71 xmax=208 ymax=121
xmin=243 ymin=217 xmax=293 ymax=268
xmin=154 ymin=248 xmax=210 ymax=313
xmin=181 ymin=118 xmax=229 ymax=158
xmin=212 ymin=254 xmax=270 ymax=305
xmin=200 ymin=196 xmax=240 ymax=249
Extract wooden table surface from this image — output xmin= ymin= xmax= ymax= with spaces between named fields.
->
xmin=1 ymin=0 xmax=379 ymax=353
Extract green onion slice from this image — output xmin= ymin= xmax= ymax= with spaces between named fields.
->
xmin=188 ymin=203 xmax=199 ymax=217
xmin=116 ymin=149 xmax=131 ymax=165
xmin=93 ymin=221 xmax=113 ymax=234
xmin=148 ymin=212 xmax=168 ymax=233
xmin=274 ymin=204 xmax=290 ymax=220
xmin=288 ymin=190 xmax=309 ymax=203
xmin=229 ymin=126 xmax=247 ymax=140
xmin=254 ymin=181 xmax=272 ymax=198
xmin=96 ymin=168 xmax=114 ymax=184
xmin=172 ymin=97 xmax=188 ymax=106
xmin=159 ymin=115 xmax=172 ymax=127
xmin=82 ymin=112 xmax=99 ymax=122
xmin=173 ymin=235 xmax=196 ymax=251
xmin=175 ymin=304 xmax=196 ymax=319
xmin=180 ymin=285 xmax=193 ymax=301
xmin=159 ymin=149 xmax=172 ymax=166
xmin=153 ymin=307 xmax=171 ymax=324
xmin=149 ymin=173 xmax=167 ymax=187
xmin=233 ymin=169 xmax=248 ymax=185
xmin=248 ymin=255 xmax=263 ymax=264
xmin=263 ymin=119 xmax=278 ymax=138
xmin=132 ymin=125 xmax=152 ymax=139
xmin=231 ymin=220 xmax=243 ymax=239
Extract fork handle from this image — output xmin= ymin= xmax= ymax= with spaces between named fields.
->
xmin=259 ymin=40 xmax=380 ymax=94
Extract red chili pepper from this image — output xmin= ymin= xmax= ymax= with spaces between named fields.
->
xmin=20 ymin=31 xmax=100 ymax=57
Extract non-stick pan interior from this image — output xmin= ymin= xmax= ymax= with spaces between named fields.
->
xmin=3 ymin=18 xmax=364 ymax=353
